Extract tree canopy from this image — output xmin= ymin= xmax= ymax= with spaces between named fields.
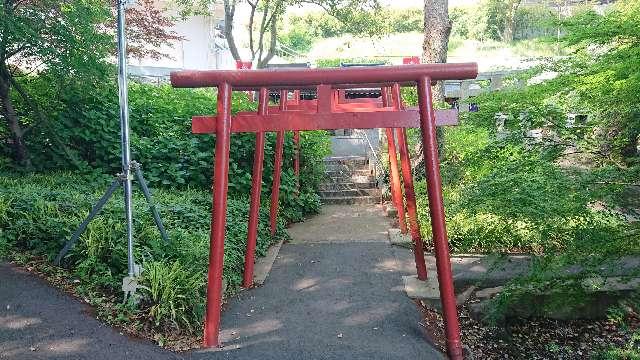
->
xmin=0 ymin=0 xmax=180 ymax=168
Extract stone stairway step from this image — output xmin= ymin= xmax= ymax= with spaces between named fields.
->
xmin=319 ymin=188 xmax=381 ymax=198
xmin=324 ymin=155 xmax=368 ymax=165
xmin=321 ymin=196 xmax=380 ymax=205
xmin=326 ymin=169 xmax=373 ymax=177
xmin=319 ymin=182 xmax=378 ymax=191
xmin=324 ymin=175 xmax=377 ymax=184
xmin=325 ymin=163 xmax=371 ymax=172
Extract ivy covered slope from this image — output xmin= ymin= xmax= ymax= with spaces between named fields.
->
xmin=412 ymin=0 xmax=639 ymax=310
xmin=0 ymin=81 xmax=331 ymax=341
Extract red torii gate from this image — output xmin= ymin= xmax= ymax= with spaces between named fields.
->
xmin=171 ymin=63 xmax=478 ymax=360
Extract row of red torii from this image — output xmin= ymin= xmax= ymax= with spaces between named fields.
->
xmin=171 ymin=63 xmax=478 ymax=360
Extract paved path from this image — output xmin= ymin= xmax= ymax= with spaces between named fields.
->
xmin=0 ymin=262 xmax=181 ymax=360
xmin=194 ymin=205 xmax=441 ymax=359
xmin=1 ymin=205 xmax=441 ymax=359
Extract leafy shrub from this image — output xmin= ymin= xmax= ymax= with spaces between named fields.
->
xmin=0 ymin=172 xmax=288 ymax=333
xmin=140 ymin=261 xmax=204 ymax=331
xmin=11 ymin=78 xmax=331 ymax=222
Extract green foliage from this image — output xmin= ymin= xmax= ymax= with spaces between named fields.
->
xmin=9 ymin=79 xmax=330 ymax=221
xmin=596 ymin=330 xmax=640 ymax=359
xmin=0 ymin=0 xmax=112 ymax=80
xmin=0 ymin=172 xmax=288 ymax=333
xmin=451 ymin=1 xmax=557 ymax=42
xmin=410 ymin=0 xmax=640 ymax=324
xmin=285 ymin=7 xmax=423 ymax=42
xmin=140 ymin=261 xmax=204 ymax=330
xmin=315 ymin=58 xmax=389 ymax=68
xmin=278 ymin=26 xmax=316 ymax=53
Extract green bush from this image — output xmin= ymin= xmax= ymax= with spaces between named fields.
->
xmin=286 ymin=8 xmax=423 ymax=40
xmin=0 ymin=172 xmax=288 ymax=332
xmin=11 ymin=78 xmax=331 ymax=222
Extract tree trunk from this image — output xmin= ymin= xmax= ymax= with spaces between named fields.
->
xmin=418 ymin=0 xmax=452 ymax=170
xmin=0 ymin=71 xmax=30 ymax=167
xmin=257 ymin=15 xmax=278 ymax=68
xmin=422 ymin=0 xmax=452 ymax=103
xmin=223 ymin=0 xmax=241 ymax=61
xmin=503 ymin=0 xmax=522 ymax=43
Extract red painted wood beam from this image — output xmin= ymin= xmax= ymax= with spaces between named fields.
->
xmin=171 ymin=63 xmax=478 ymax=89
xmin=203 ymin=82 xmax=232 ymax=348
xmin=417 ymin=76 xmax=463 ymax=360
xmin=192 ymin=109 xmax=458 ymax=134
xmin=269 ymin=90 xmax=287 ymax=236
xmin=243 ymin=88 xmax=269 ymax=288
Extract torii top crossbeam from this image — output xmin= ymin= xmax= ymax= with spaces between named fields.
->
xmin=170 ymin=63 xmax=478 ymax=89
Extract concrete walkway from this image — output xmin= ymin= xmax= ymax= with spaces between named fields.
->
xmin=194 ymin=205 xmax=441 ymax=359
xmin=1 ymin=205 xmax=441 ymax=359
xmin=0 ymin=262 xmax=182 ymax=360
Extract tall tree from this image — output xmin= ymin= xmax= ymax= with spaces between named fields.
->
xmin=503 ymin=0 xmax=523 ymax=42
xmin=422 ymin=0 xmax=452 ymax=102
xmin=0 ymin=0 xmax=180 ymax=168
xmin=206 ymin=0 xmax=379 ymax=68
xmin=420 ymin=0 xmax=452 ymax=168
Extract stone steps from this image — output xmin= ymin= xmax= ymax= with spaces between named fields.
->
xmin=320 ymin=156 xmax=380 ymax=205
xmin=319 ymin=182 xmax=378 ymax=191
xmin=324 ymin=175 xmax=377 ymax=184
xmin=319 ymin=188 xmax=381 ymax=198
xmin=324 ymin=155 xmax=368 ymax=166
xmin=325 ymin=169 xmax=373 ymax=177
xmin=321 ymin=196 xmax=380 ymax=205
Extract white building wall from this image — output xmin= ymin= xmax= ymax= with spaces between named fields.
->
xmin=130 ymin=3 xmax=235 ymax=75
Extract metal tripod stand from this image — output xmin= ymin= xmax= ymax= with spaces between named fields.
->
xmin=53 ymin=161 xmax=169 ymax=266
xmin=55 ymin=0 xmax=165 ymax=301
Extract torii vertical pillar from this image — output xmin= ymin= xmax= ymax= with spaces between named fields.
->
xmin=382 ymin=87 xmax=407 ymax=233
xmin=270 ymin=91 xmax=287 ymax=235
xmin=203 ymin=82 xmax=233 ymax=347
xmin=243 ymin=88 xmax=269 ymax=288
xmin=391 ymin=84 xmax=427 ymax=281
xmin=417 ymin=76 xmax=463 ymax=360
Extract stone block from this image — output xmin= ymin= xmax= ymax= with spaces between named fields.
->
xmin=388 ymin=228 xmax=411 ymax=245
xmin=402 ymin=275 xmax=475 ymax=310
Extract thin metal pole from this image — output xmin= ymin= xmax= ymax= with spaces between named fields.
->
xmin=269 ymin=90 xmax=287 ymax=236
xmin=392 ymin=84 xmax=427 ymax=281
xmin=417 ymin=76 xmax=463 ymax=360
xmin=132 ymin=162 xmax=169 ymax=244
xmin=116 ymin=0 xmax=135 ymax=277
xmin=203 ymin=82 xmax=233 ymax=347
xmin=243 ymin=88 xmax=268 ymax=288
